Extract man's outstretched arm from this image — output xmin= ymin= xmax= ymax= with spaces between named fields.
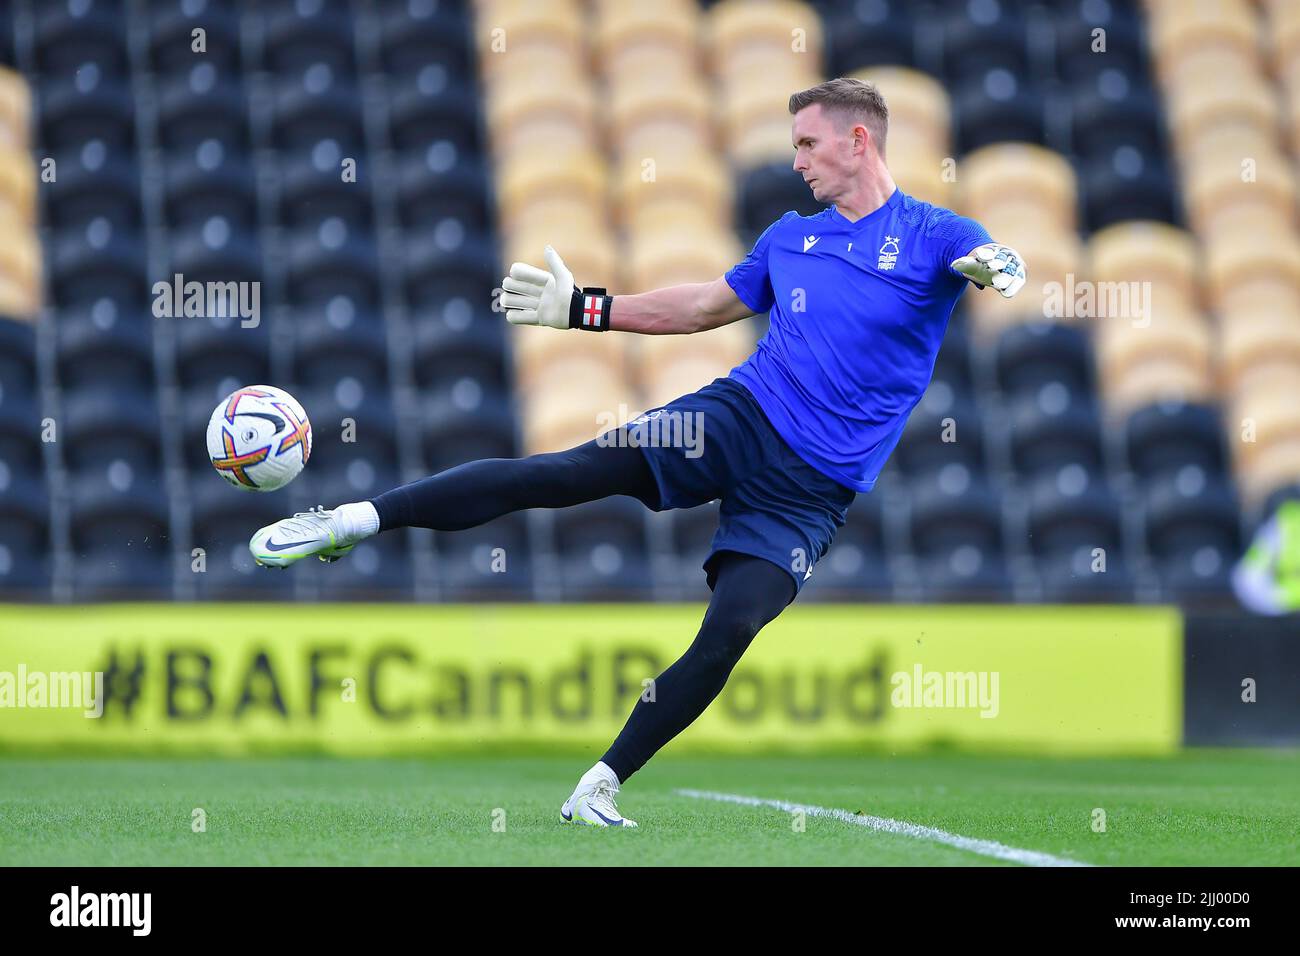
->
xmin=500 ymin=245 xmax=753 ymax=335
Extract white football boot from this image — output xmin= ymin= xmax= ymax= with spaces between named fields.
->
xmin=249 ymin=505 xmax=358 ymax=568
xmin=561 ymin=777 xmax=638 ymax=828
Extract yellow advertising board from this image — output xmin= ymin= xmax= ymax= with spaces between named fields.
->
xmin=0 ymin=604 xmax=1182 ymax=754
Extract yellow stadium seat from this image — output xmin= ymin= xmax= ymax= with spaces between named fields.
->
xmin=1237 ymin=442 xmax=1300 ymax=509
xmin=496 ymin=149 xmax=608 ymax=231
xmin=707 ymin=0 xmax=824 ymax=72
xmin=1219 ymin=323 xmax=1300 ymax=396
xmin=1182 ymin=145 xmax=1296 ymax=237
xmin=849 ymin=66 xmax=952 ymax=155
xmin=504 ymin=229 xmax=623 ymax=291
xmin=635 ymin=321 xmax=754 ymax=376
xmin=1097 ymin=313 xmax=1212 ymax=384
xmin=1106 ymin=362 xmax=1215 ymax=414
xmin=0 ymin=147 xmax=37 ymax=223
xmin=608 ymin=80 xmax=713 ymax=159
xmin=627 ymin=231 xmax=745 ymax=290
xmin=0 ymin=67 xmax=31 ymax=149
xmin=593 ymin=3 xmax=699 ymax=71
xmin=509 ymin=196 xmax=605 ymax=240
xmin=512 ymin=331 xmax=630 ymax=395
xmin=626 ymin=197 xmax=731 ymax=239
xmin=958 ymin=143 xmax=1078 ymax=232
xmin=885 ymin=142 xmax=954 ymax=208
xmin=1205 ymin=232 xmax=1300 ymax=308
xmin=1166 ymin=75 xmax=1282 ymax=155
xmin=487 ymin=81 xmax=597 ymax=159
xmin=1147 ymin=0 xmax=1258 ymax=68
xmin=523 ymin=380 xmax=643 ymax=455
xmin=1087 ymin=221 xmax=1199 ymax=305
xmin=1230 ymin=376 xmax=1300 ymax=472
xmin=475 ymin=0 xmax=585 ymax=76
xmin=614 ymin=146 xmax=733 ymax=230
xmin=641 ymin=356 xmax=743 ymax=410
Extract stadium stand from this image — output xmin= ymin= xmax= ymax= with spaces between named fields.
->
xmin=0 ymin=0 xmax=1288 ymax=609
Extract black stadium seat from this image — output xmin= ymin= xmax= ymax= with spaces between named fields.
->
xmin=1122 ymin=402 xmax=1227 ymax=482
xmin=437 ymin=513 xmax=535 ymax=602
xmin=553 ymin=498 xmax=653 ymax=602
xmin=56 ymin=306 xmax=155 ymax=391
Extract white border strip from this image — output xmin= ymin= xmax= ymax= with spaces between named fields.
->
xmin=675 ymin=789 xmax=1093 ymax=867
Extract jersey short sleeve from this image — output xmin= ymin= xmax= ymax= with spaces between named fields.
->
xmin=724 ymin=211 xmax=794 ymax=314
xmin=933 ymin=211 xmax=994 ymax=279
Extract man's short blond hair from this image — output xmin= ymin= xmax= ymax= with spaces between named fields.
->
xmin=788 ymin=77 xmax=889 ymax=158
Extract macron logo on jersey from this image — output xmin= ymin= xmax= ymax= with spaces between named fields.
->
xmin=802 ymin=235 xmax=820 ymax=252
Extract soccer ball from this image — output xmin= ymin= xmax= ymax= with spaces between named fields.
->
xmin=206 ymin=385 xmax=312 ymax=491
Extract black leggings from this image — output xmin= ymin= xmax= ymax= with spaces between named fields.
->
xmin=368 ymin=438 xmax=797 ymax=783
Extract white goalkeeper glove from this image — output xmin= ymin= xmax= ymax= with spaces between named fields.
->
xmin=500 ymin=245 xmax=613 ymax=331
xmin=951 ymin=243 xmax=1026 ymax=298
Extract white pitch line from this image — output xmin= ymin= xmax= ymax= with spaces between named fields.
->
xmin=675 ymin=789 xmax=1093 ymax=867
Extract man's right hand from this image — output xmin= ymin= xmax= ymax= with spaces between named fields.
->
xmin=501 ymin=245 xmax=614 ymax=332
xmin=501 ymin=245 xmax=575 ymax=329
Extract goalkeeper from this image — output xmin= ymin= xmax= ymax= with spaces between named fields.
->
xmin=249 ymin=78 xmax=1026 ymax=827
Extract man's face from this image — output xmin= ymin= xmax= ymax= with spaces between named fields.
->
xmin=791 ymin=103 xmax=865 ymax=204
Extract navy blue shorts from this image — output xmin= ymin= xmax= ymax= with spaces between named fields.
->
xmin=614 ymin=377 xmax=857 ymax=599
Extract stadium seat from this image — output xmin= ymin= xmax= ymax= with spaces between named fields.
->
xmin=0 ymin=389 xmax=42 ymax=481
xmin=737 ymin=161 xmax=827 ymax=236
xmin=953 ymin=83 xmax=1046 ymax=153
xmin=154 ymin=69 xmax=249 ymax=151
xmin=175 ymin=316 xmax=273 ymax=400
xmin=891 ymin=385 xmax=986 ymax=479
xmin=291 ymin=308 xmax=390 ymax=389
xmin=403 ymin=237 xmax=499 ymax=311
xmin=270 ymin=75 xmax=365 ymax=150
xmin=394 ymin=156 xmax=492 ymax=237
xmin=412 ymin=316 xmax=507 ymax=394
xmin=552 ymin=497 xmax=653 ymax=601
xmin=1142 ymin=470 xmax=1242 ymax=604
xmin=295 ymin=385 xmax=402 ymax=481
xmin=257 ymin=6 xmax=357 ymax=78
xmin=905 ymin=464 xmax=1004 ymax=559
xmin=941 ymin=0 xmax=1031 ymax=77
xmin=825 ymin=1 xmax=916 ymax=73
xmin=283 ymin=226 xmax=380 ymax=309
xmin=278 ymin=154 xmax=374 ymax=229
xmin=389 ymin=80 xmax=482 ymax=156
xmin=149 ymin=3 xmax=242 ymax=75
xmin=1023 ymin=467 xmax=1124 ymax=559
xmin=1079 ymin=155 xmax=1179 ymax=232
xmin=436 ymin=513 xmax=535 ymax=602
xmin=420 ymin=392 xmax=517 ymax=475
xmin=39 ymin=76 xmax=134 ymax=152
xmin=56 ymin=306 xmax=154 ymax=391
xmin=1070 ymin=83 xmax=1166 ymax=165
xmin=1035 ymin=548 xmax=1136 ymax=603
xmin=67 ymin=472 xmax=172 ymax=600
xmin=165 ymin=217 xmax=263 ymax=287
xmin=163 ymin=143 xmax=257 ymax=230
xmin=1122 ymin=401 xmax=1227 ymax=482
xmin=0 ymin=473 xmax=50 ymax=597
xmin=374 ymin=4 xmax=472 ymax=77
xmin=800 ymin=492 xmax=893 ymax=602
xmin=42 ymin=146 xmax=140 ymax=232
xmin=33 ymin=2 xmax=128 ymax=77
xmin=990 ymin=322 xmax=1094 ymax=399
xmin=1055 ymin=5 xmax=1148 ymax=84
xmin=1004 ymin=392 xmax=1105 ymax=482
xmin=0 ymin=316 xmax=37 ymax=396
xmin=61 ymin=389 xmax=162 ymax=474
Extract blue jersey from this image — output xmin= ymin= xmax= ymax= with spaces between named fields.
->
xmin=725 ymin=188 xmax=991 ymax=492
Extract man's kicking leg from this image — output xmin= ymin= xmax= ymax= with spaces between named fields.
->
xmin=248 ymin=437 xmax=659 ymax=567
xmin=561 ymin=552 xmax=796 ymax=827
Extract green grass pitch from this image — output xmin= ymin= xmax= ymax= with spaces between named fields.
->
xmin=1 ymin=751 xmax=1296 ymax=866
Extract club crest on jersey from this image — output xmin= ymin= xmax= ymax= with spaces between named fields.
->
xmin=878 ymin=236 xmax=901 ymax=271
